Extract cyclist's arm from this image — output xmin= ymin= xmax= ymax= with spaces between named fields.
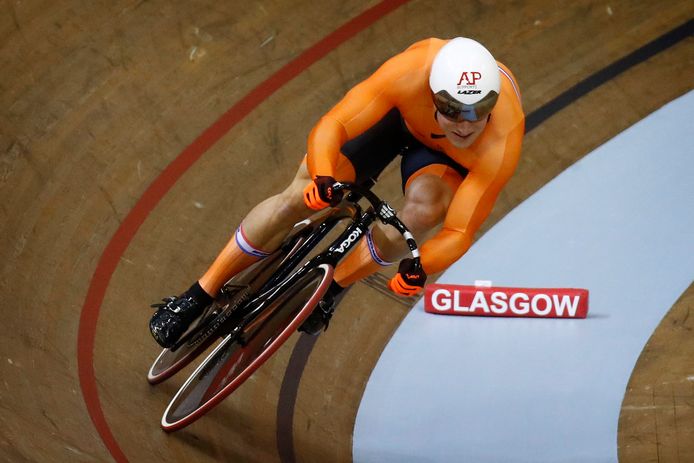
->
xmin=419 ymin=121 xmax=524 ymax=274
xmin=306 ymin=85 xmax=392 ymax=178
xmin=306 ymin=41 xmax=431 ymax=178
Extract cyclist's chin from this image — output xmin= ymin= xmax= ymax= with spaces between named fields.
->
xmin=445 ymin=130 xmax=480 ymax=148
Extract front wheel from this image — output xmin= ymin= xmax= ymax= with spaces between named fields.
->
xmin=160 ymin=264 xmax=334 ymax=432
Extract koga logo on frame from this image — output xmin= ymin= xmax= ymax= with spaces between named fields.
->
xmin=335 ymin=228 xmax=363 ymax=253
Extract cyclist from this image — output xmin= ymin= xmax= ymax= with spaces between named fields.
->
xmin=149 ymin=37 xmax=525 ymax=347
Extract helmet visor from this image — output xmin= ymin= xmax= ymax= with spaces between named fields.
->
xmin=433 ymin=90 xmax=499 ymax=122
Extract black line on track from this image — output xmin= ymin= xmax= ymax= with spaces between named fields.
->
xmin=276 ymin=333 xmax=320 ymax=463
xmin=526 ymin=19 xmax=693 ymax=132
xmin=276 ymin=19 xmax=693 ymax=463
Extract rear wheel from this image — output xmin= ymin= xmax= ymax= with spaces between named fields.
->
xmin=160 ymin=264 xmax=333 ymax=431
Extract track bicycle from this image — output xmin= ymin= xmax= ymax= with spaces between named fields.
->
xmin=148 ymin=182 xmax=421 ymax=431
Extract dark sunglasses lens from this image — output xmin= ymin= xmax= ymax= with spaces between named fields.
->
xmin=434 ymin=93 xmax=465 ymax=121
xmin=433 ymin=90 xmax=499 ymax=122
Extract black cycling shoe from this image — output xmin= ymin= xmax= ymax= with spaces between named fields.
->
xmin=298 ymin=281 xmax=345 ymax=336
xmin=298 ymin=296 xmax=336 ymax=336
xmin=299 ymin=281 xmax=346 ymax=336
xmin=149 ymin=295 xmax=208 ymax=348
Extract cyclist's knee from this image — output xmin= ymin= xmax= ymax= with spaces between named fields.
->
xmin=400 ymin=175 xmax=451 ymax=233
xmin=273 ymin=182 xmax=312 ymax=224
xmin=264 ymin=161 xmax=308 ymax=217
xmin=400 ymin=202 xmax=445 ymax=233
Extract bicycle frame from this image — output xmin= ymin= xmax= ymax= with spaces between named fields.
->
xmin=232 ymin=204 xmax=377 ymax=343
xmin=262 ymin=200 xmax=361 ymax=290
xmin=158 ymin=182 xmax=423 ymax=430
xmin=180 ymin=182 xmax=420 ymax=349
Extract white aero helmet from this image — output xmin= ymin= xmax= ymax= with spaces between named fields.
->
xmin=429 ymin=37 xmax=501 ymax=122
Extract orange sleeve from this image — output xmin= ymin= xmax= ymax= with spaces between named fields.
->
xmin=419 ymin=120 xmax=525 ymax=274
xmin=306 ymin=41 xmax=430 ymax=178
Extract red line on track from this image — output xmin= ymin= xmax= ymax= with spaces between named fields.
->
xmin=76 ymin=1 xmax=410 ymax=461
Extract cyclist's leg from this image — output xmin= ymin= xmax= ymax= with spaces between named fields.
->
xmin=297 ymin=110 xmax=411 ymax=333
xmin=198 ymin=159 xmax=355 ymax=297
xmin=303 ymin=173 xmax=449 ymax=336
xmin=198 ymin=163 xmax=311 ymax=297
xmin=370 ymin=168 xmax=457 ymax=254
xmin=333 ymin=147 xmax=466 ymax=287
xmin=150 ymin=155 xmax=358 ymax=348
xmin=157 ymin=108 xmax=410 ymax=345
xmin=205 ymin=107 xmax=407 ymax=296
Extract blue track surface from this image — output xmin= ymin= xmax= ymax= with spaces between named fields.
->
xmin=353 ymin=91 xmax=694 ymax=463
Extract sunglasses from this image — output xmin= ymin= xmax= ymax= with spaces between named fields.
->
xmin=432 ymin=90 xmax=499 ymax=122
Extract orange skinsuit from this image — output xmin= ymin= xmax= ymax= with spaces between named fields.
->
xmin=307 ymin=38 xmax=525 ymax=275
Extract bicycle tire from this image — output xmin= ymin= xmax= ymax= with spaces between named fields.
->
xmin=160 ymin=263 xmax=333 ymax=431
xmin=147 ymin=227 xmax=313 ymax=385
xmin=147 ymin=205 xmax=350 ymax=385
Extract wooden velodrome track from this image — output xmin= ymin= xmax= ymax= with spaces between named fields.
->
xmin=1 ymin=1 xmax=692 ymax=461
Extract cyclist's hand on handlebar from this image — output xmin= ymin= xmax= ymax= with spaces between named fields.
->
xmin=303 ymin=175 xmax=343 ymax=210
xmin=389 ymin=258 xmax=427 ymax=296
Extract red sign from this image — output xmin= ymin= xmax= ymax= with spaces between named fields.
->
xmin=425 ymin=284 xmax=589 ymax=319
